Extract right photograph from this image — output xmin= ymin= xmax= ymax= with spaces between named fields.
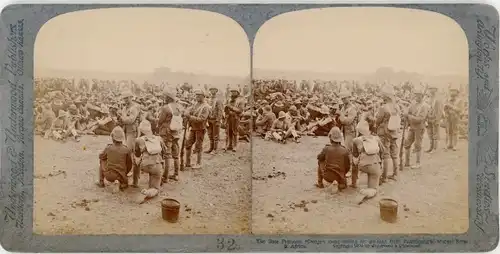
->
xmin=251 ymin=7 xmax=469 ymax=234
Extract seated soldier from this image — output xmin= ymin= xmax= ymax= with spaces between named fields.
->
xmin=307 ymin=106 xmax=335 ymax=136
xmin=267 ymin=111 xmax=289 ymax=143
xmin=135 ymin=120 xmax=167 ymax=199
xmin=255 ymin=105 xmax=276 ymax=136
xmin=316 ymin=127 xmax=351 ymax=191
xmin=35 ymin=103 xmax=56 ymax=137
xmin=96 ymin=126 xmax=132 ymax=191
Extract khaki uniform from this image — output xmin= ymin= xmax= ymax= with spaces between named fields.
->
xmin=426 ymin=96 xmax=443 ymax=151
xmin=375 ymin=102 xmax=401 ymax=181
xmin=444 ymin=97 xmax=463 ymax=149
xmin=186 ymin=101 xmax=210 ymax=166
xmin=225 ymin=97 xmax=245 ymax=150
xmin=316 ymin=143 xmax=351 ymax=190
xmin=404 ymin=101 xmax=429 ymax=165
xmin=120 ymin=102 xmax=141 ymax=185
xmin=98 ymin=143 xmax=133 ymax=188
xmin=352 ymin=136 xmax=385 ymax=189
xmin=134 ymin=136 xmax=167 ymax=190
xmin=207 ymin=95 xmax=224 ymax=152
xmin=157 ymin=102 xmax=182 ymax=178
xmin=338 ymin=103 xmax=358 ymax=186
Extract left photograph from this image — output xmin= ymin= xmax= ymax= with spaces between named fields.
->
xmin=33 ymin=8 xmax=251 ymax=235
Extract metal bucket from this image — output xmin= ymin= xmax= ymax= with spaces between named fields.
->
xmin=161 ymin=198 xmax=180 ymax=223
xmin=379 ymin=198 xmax=398 ymax=223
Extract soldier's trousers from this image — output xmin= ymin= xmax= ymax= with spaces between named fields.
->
xmin=207 ymin=120 xmax=220 ymax=148
xmin=380 ymin=135 xmax=399 ymax=179
xmin=186 ymin=129 xmax=205 ymax=153
xmin=359 ymin=163 xmax=381 ymax=189
xmin=404 ymin=128 xmax=424 ymax=152
xmin=446 ymin=118 xmax=459 ymax=148
xmin=317 ymin=161 xmax=347 ymax=190
xmin=343 ymin=131 xmax=356 ymax=184
xmin=161 ymin=134 xmax=180 ymax=178
xmin=426 ymin=121 xmax=440 ymax=141
xmin=140 ymin=163 xmax=163 ymax=190
xmin=226 ymin=118 xmax=238 ymax=149
xmin=125 ymin=131 xmax=140 ymax=184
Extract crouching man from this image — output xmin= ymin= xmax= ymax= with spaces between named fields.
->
xmin=134 ymin=120 xmax=167 ymax=199
xmin=97 ymin=126 xmax=133 ymax=191
xmin=316 ymin=127 xmax=351 ymax=191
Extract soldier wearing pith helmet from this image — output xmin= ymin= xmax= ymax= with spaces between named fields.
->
xmin=224 ymin=88 xmax=245 ymax=152
xmin=403 ymin=87 xmax=429 ymax=169
xmin=158 ymin=89 xmax=182 ymax=182
xmin=206 ymin=87 xmax=224 ymax=154
xmin=425 ymin=85 xmax=443 ymax=153
xmin=97 ymin=126 xmax=133 ymax=191
xmin=375 ymin=85 xmax=401 ymax=184
xmin=184 ymin=89 xmax=210 ymax=169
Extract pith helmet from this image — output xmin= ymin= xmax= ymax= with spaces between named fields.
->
xmin=110 ymin=126 xmax=125 ymax=142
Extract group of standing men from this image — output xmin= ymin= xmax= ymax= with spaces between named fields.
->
xmin=97 ymin=86 xmax=247 ymax=199
xmin=316 ymin=84 xmax=465 ymax=194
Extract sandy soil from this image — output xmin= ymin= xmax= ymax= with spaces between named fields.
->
xmin=34 ymin=132 xmax=251 ymax=235
xmin=251 ymin=132 xmax=469 ymax=235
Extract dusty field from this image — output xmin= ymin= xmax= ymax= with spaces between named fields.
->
xmin=34 ymin=132 xmax=251 ymax=235
xmin=252 ymin=131 xmax=469 ymax=234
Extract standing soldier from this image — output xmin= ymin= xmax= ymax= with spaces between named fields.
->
xmin=184 ymin=89 xmax=210 ymax=169
xmin=444 ymin=88 xmax=463 ymax=151
xmin=425 ymin=86 xmax=443 ymax=153
xmin=403 ymin=88 xmax=429 ymax=169
xmin=206 ymin=87 xmax=224 ymax=154
xmin=120 ymin=90 xmax=141 ymax=187
xmin=158 ymin=90 xmax=182 ymax=182
xmin=337 ymin=91 xmax=358 ymax=188
xmin=224 ymin=88 xmax=245 ymax=152
xmin=375 ymin=85 xmax=401 ymax=184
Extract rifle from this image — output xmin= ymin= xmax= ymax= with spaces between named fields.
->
xmin=179 ymin=120 xmax=189 ymax=171
xmin=399 ymin=118 xmax=407 ymax=171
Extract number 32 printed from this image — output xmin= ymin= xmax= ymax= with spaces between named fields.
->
xmin=217 ymin=238 xmax=239 ymax=251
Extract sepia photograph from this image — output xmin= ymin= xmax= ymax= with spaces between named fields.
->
xmin=33 ymin=8 xmax=251 ymax=235
xmin=251 ymin=7 xmax=469 ymax=234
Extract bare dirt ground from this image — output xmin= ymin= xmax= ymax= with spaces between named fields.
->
xmin=34 ymin=132 xmax=251 ymax=235
xmin=252 ymin=131 xmax=469 ymax=234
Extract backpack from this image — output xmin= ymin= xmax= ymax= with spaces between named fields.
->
xmin=168 ymin=104 xmax=183 ymax=132
xmin=362 ymin=136 xmax=380 ymax=155
xmin=387 ymin=104 xmax=401 ymax=131
xmin=143 ymin=136 xmax=162 ymax=155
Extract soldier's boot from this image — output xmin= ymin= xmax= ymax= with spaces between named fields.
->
xmin=433 ymin=140 xmax=439 ymax=152
xmin=411 ymin=151 xmax=422 ymax=169
xmin=205 ymin=140 xmax=214 ymax=154
xmin=161 ymin=159 xmax=170 ymax=184
xmin=425 ymin=140 xmax=434 ymax=153
xmin=192 ymin=152 xmax=202 ymax=169
xmin=185 ymin=149 xmax=192 ymax=169
xmin=169 ymin=159 xmax=180 ymax=181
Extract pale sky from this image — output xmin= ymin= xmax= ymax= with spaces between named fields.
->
xmin=253 ymin=7 xmax=469 ymax=76
xmin=35 ymin=8 xmax=250 ymax=77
